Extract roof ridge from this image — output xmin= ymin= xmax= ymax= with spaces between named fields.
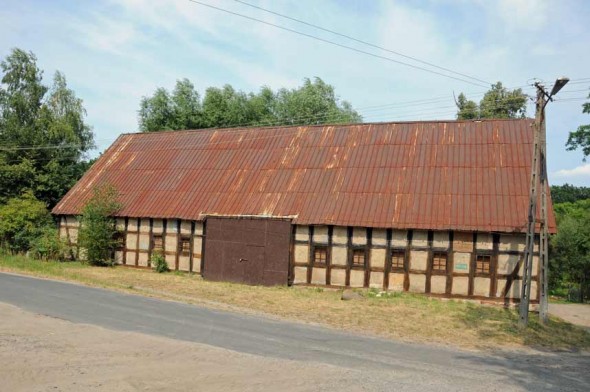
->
xmin=121 ymin=118 xmax=534 ymax=137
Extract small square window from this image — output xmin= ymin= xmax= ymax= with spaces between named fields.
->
xmin=152 ymin=235 xmax=163 ymax=250
xmin=352 ymin=249 xmax=365 ymax=267
xmin=180 ymin=237 xmax=191 ymax=254
xmin=313 ymin=247 xmax=327 ymax=264
xmin=391 ymin=250 xmax=405 ymax=270
xmin=432 ymin=252 xmax=447 ymax=272
xmin=476 ymin=255 xmax=491 ymax=274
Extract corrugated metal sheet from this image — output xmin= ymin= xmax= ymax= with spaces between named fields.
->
xmin=52 ymin=119 xmax=557 ymax=233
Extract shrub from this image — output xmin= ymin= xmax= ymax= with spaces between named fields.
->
xmin=30 ymin=226 xmax=70 ymax=261
xmin=78 ymin=185 xmax=121 ymax=266
xmin=151 ymin=251 xmax=169 ymax=273
xmin=0 ymin=191 xmax=52 ymax=253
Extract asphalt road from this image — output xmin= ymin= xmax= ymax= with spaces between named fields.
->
xmin=0 ymin=272 xmax=588 ymax=391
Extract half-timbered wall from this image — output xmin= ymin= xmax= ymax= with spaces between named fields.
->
xmin=58 ymin=216 xmax=539 ymax=301
xmin=292 ymin=225 xmax=540 ymax=302
xmin=58 ymin=215 xmax=204 ymax=274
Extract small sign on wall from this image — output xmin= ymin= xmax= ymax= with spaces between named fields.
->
xmin=455 ymin=263 xmax=468 ymax=271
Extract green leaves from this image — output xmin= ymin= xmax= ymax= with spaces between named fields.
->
xmin=456 ymin=82 xmax=528 ymax=120
xmin=0 ymin=48 xmax=94 ymax=208
xmin=77 ymin=185 xmax=121 ymax=266
xmin=566 ymin=92 xmax=590 ymax=159
xmin=0 ymin=191 xmax=52 ymax=253
xmin=138 ymin=77 xmax=362 ymax=132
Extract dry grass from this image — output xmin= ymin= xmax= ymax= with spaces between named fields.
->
xmin=1 ymin=255 xmax=589 ymax=351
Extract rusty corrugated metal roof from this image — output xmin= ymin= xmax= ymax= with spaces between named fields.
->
xmin=52 ymin=119 xmax=556 ymax=233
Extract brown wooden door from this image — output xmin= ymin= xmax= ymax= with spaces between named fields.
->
xmin=203 ymin=217 xmax=291 ymax=286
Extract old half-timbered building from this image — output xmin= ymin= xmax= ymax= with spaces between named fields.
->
xmin=52 ymin=119 xmax=555 ymax=303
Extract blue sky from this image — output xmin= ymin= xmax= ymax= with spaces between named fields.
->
xmin=2 ymin=0 xmax=590 ymax=185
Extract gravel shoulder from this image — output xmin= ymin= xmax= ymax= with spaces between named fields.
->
xmin=550 ymin=303 xmax=590 ymax=330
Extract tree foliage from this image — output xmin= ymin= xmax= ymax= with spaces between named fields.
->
xmin=78 ymin=185 xmax=121 ymax=266
xmin=138 ymin=77 xmax=361 ymax=131
xmin=0 ymin=48 xmax=94 ymax=207
xmin=566 ymin=90 xmax=590 ymax=159
xmin=0 ymin=191 xmax=53 ymax=253
xmin=551 ymin=199 xmax=590 ymax=302
xmin=456 ymin=82 xmax=528 ymax=120
xmin=551 ymin=184 xmax=590 ymax=204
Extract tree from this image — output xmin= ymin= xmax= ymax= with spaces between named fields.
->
xmin=138 ymin=77 xmax=361 ymax=132
xmin=456 ymin=82 xmax=528 ymax=120
xmin=78 ymin=185 xmax=121 ymax=266
xmin=551 ymin=209 xmax=590 ymax=302
xmin=551 ymin=184 xmax=590 ymax=204
xmin=566 ymin=90 xmax=590 ymax=159
xmin=0 ymin=48 xmax=94 ymax=207
xmin=0 ymin=191 xmax=53 ymax=253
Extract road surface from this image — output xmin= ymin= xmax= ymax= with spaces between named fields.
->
xmin=0 ymin=272 xmax=588 ymax=391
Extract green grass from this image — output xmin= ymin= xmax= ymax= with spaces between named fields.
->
xmin=1 ymin=254 xmax=589 ymax=351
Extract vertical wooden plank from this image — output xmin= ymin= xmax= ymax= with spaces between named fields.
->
xmin=306 ymin=226 xmax=314 ymax=284
xmin=345 ymin=226 xmax=353 ymax=287
xmin=425 ymin=230 xmax=434 ymax=293
xmin=384 ymin=229 xmax=392 ymax=290
xmin=490 ymin=234 xmax=500 ymax=297
xmin=122 ymin=217 xmax=128 ymax=265
xmin=468 ymin=232 xmax=477 ymax=296
xmin=404 ymin=230 xmax=412 ymax=292
xmin=147 ymin=218 xmax=153 ymax=267
xmin=200 ymin=220 xmax=206 ymax=276
xmin=134 ymin=218 xmax=140 ymax=267
xmin=189 ymin=221 xmax=195 ymax=273
xmin=364 ymin=228 xmax=372 ymax=288
xmin=446 ymin=231 xmax=454 ymax=294
xmin=326 ymin=225 xmax=333 ymax=286
xmin=175 ymin=219 xmax=181 ymax=271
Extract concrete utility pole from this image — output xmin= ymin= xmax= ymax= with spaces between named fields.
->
xmin=519 ymin=78 xmax=569 ymax=328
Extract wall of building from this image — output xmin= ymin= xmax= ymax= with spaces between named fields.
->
xmin=292 ymin=225 xmax=540 ymax=302
xmin=58 ymin=216 xmax=539 ymax=301
xmin=58 ymin=215 xmax=204 ymax=273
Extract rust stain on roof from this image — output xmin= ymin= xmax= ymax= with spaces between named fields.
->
xmin=52 ymin=119 xmax=556 ymax=233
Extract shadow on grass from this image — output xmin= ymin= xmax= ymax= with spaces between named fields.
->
xmin=458 ymin=303 xmax=590 ymax=350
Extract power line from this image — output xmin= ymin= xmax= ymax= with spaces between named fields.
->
xmin=232 ymin=0 xmax=492 ymax=86
xmin=186 ymin=0 xmax=489 ymax=88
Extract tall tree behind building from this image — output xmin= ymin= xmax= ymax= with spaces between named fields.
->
xmin=0 ymin=48 xmax=94 ymax=207
xmin=138 ymin=77 xmax=362 ymax=132
xmin=456 ymin=82 xmax=528 ymax=120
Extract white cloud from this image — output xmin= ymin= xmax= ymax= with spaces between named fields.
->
xmin=553 ymin=164 xmax=590 ymax=179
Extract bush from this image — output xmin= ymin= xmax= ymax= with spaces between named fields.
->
xmin=0 ymin=191 xmax=52 ymax=253
xmin=78 ymin=185 xmax=121 ymax=266
xmin=30 ymin=226 xmax=70 ymax=261
xmin=151 ymin=251 xmax=169 ymax=273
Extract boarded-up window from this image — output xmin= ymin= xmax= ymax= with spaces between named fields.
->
xmin=152 ymin=235 xmax=163 ymax=250
xmin=391 ymin=250 xmax=405 ymax=270
xmin=476 ymin=255 xmax=491 ymax=274
xmin=432 ymin=252 xmax=447 ymax=272
xmin=313 ymin=247 xmax=327 ymax=265
xmin=180 ymin=236 xmax=191 ymax=255
xmin=352 ymin=249 xmax=365 ymax=267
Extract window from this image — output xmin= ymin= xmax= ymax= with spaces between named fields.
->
xmin=476 ymin=255 xmax=491 ymax=274
xmin=152 ymin=235 xmax=163 ymax=250
xmin=179 ymin=236 xmax=191 ymax=255
xmin=352 ymin=249 xmax=365 ymax=267
xmin=432 ymin=252 xmax=447 ymax=272
xmin=313 ymin=247 xmax=327 ymax=265
xmin=391 ymin=250 xmax=405 ymax=270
